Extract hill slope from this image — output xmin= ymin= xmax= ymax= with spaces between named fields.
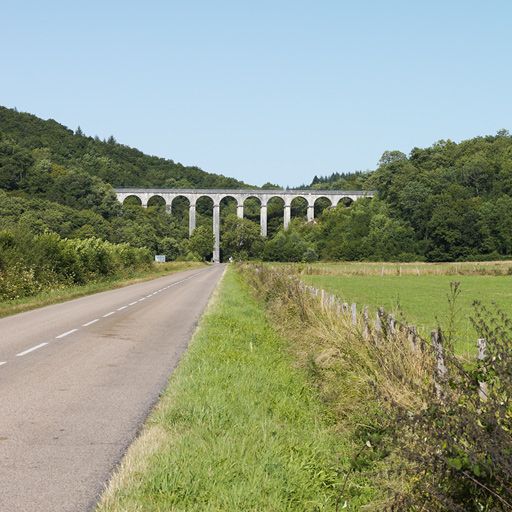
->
xmin=0 ymin=106 xmax=247 ymax=261
xmin=0 ymin=106 xmax=246 ymax=189
xmin=307 ymin=132 xmax=512 ymax=261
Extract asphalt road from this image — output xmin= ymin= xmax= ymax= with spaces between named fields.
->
xmin=0 ymin=264 xmax=225 ymax=512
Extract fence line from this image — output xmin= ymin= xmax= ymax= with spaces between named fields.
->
xmin=304 ymin=282 xmax=487 ymax=399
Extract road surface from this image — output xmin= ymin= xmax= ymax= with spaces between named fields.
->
xmin=0 ymin=264 xmax=225 ymax=512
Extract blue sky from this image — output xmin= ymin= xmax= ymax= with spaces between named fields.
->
xmin=2 ymin=1 xmax=511 ymax=186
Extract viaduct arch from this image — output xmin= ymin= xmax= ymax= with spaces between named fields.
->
xmin=114 ymin=188 xmax=375 ymax=263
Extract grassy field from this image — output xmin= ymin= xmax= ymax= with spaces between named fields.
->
xmin=97 ymin=267 xmax=341 ymax=512
xmin=0 ymin=261 xmax=204 ymax=318
xmin=302 ymin=262 xmax=512 ymax=355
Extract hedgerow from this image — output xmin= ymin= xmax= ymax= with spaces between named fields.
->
xmin=0 ymin=229 xmax=151 ymax=300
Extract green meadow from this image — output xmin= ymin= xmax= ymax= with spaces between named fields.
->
xmin=303 ymin=263 xmax=512 ymax=355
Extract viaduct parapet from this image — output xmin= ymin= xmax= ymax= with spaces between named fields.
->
xmin=114 ymin=188 xmax=375 ymax=263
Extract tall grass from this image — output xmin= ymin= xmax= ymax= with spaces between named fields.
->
xmin=298 ymin=260 xmax=512 ymax=276
xmin=243 ymin=264 xmax=512 ymax=511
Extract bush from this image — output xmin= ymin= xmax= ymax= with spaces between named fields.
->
xmin=392 ymin=302 xmax=512 ymax=511
xmin=263 ymin=230 xmax=315 ymax=262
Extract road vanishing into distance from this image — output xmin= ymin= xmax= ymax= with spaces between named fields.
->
xmin=0 ymin=264 xmax=225 ymax=512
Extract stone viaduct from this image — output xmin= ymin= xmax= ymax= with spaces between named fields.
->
xmin=114 ymin=188 xmax=375 ymax=263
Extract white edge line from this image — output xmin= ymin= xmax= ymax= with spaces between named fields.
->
xmin=16 ymin=342 xmax=48 ymax=357
xmin=117 ymin=306 xmax=128 ymax=311
xmin=56 ymin=329 xmax=78 ymax=339
xmin=0 ymin=361 xmax=6 ymax=366
xmin=103 ymin=311 xmax=115 ymax=317
xmin=83 ymin=319 xmax=99 ymax=327
xmin=129 ymin=301 xmax=137 ymax=306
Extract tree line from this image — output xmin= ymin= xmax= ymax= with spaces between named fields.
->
xmin=308 ymin=134 xmax=512 ymax=261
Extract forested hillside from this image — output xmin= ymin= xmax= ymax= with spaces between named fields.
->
xmin=0 ymin=106 xmax=249 ymax=300
xmin=1 ymin=105 xmax=512 ymax=266
xmin=306 ymin=132 xmax=512 ymax=261
xmin=0 ymin=106 xmax=247 ymax=264
xmin=0 ymin=106 xmax=245 ymax=189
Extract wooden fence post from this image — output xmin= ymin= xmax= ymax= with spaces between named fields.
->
xmin=408 ymin=325 xmax=417 ymax=352
xmin=363 ymin=306 xmax=369 ymax=340
xmin=432 ymin=329 xmax=447 ymax=398
xmin=388 ymin=314 xmax=396 ymax=335
xmin=351 ymin=303 xmax=357 ymax=325
xmin=477 ymin=338 xmax=488 ymax=401
xmin=377 ymin=308 xmax=385 ymax=337
xmin=375 ymin=309 xmax=382 ymax=339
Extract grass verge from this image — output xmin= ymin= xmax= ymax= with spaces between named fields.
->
xmin=97 ymin=267 xmax=341 ymax=512
xmin=0 ymin=261 xmax=204 ymax=318
xmin=243 ymin=265 xmax=512 ymax=511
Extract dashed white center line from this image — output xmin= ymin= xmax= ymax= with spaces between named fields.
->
xmin=4 ymin=270 xmax=210 ymax=364
xmin=17 ymin=342 xmax=48 ymax=357
xmin=56 ymin=329 xmax=78 ymax=339
xmin=82 ymin=319 xmax=99 ymax=327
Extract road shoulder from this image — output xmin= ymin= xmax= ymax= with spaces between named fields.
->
xmin=96 ymin=266 xmax=339 ymax=511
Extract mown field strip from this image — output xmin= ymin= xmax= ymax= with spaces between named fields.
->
xmin=97 ymin=267 xmax=340 ymax=512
